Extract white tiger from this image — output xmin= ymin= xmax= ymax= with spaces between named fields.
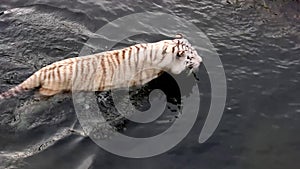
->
xmin=0 ymin=34 xmax=202 ymax=99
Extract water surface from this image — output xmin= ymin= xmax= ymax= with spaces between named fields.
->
xmin=0 ymin=0 xmax=299 ymax=169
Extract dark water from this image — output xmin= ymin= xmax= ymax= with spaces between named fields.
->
xmin=0 ymin=0 xmax=299 ymax=169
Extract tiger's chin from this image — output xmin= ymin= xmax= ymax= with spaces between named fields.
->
xmin=187 ymin=62 xmax=200 ymax=72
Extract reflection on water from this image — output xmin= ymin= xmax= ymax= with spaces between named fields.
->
xmin=0 ymin=0 xmax=299 ymax=169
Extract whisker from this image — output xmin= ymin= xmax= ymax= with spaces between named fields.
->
xmin=192 ymin=71 xmax=200 ymax=81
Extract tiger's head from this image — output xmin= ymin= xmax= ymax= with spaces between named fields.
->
xmin=162 ymin=35 xmax=202 ymax=75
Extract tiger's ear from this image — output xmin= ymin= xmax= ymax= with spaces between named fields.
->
xmin=175 ymin=33 xmax=184 ymax=39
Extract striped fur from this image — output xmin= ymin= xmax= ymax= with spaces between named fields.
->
xmin=0 ymin=36 xmax=202 ymax=99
